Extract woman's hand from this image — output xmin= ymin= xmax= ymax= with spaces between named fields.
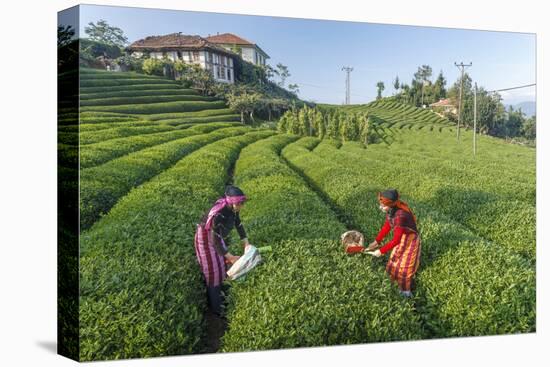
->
xmin=242 ymin=238 xmax=250 ymax=250
xmin=366 ymin=249 xmax=382 ymax=257
xmin=225 ymin=253 xmax=240 ymax=264
xmin=366 ymin=240 xmax=379 ymax=251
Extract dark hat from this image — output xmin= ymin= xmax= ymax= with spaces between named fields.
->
xmin=225 ymin=185 xmax=245 ymax=197
xmin=379 ymin=189 xmax=399 ymax=202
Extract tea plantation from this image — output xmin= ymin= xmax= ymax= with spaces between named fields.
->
xmin=58 ymin=68 xmax=535 ymax=361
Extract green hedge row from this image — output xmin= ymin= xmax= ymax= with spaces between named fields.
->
xmin=60 ymin=125 xmax=174 ymax=146
xmin=145 ymin=108 xmax=235 ymax=121
xmin=80 ymin=83 xmax=183 ymax=94
xmin=336 ymin=132 xmax=535 ymax=260
xmin=79 ymin=130 xmax=274 ymax=361
xmin=282 ymin=138 xmax=535 ymax=336
xmin=79 ymin=69 xmax=160 ymax=80
xmin=80 ymin=94 xmax=219 ymax=107
xmin=158 ymin=114 xmax=241 ymax=126
xmin=58 ymin=144 xmax=78 ymax=168
xmin=416 ymin=242 xmax=535 ymax=337
xmin=80 ymin=122 xmax=240 ymax=168
xmin=80 ymin=88 xmax=199 ymax=100
xmin=80 ymin=100 xmax=227 ymax=115
xmin=80 ymin=126 xmax=250 ymax=230
xmin=59 ymin=120 xmax=158 ymax=133
xmin=62 ymin=114 xmax=240 ymax=134
xmin=80 ymin=78 xmax=177 ymax=88
xmin=220 ymin=134 xmax=424 ymax=352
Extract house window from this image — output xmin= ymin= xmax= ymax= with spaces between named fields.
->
xmin=177 ymin=51 xmax=182 ymax=60
xmin=208 ymin=52 xmax=213 ymax=63
xmin=227 ymin=69 xmax=231 ymax=81
xmin=192 ymin=51 xmax=199 ymax=61
xmin=217 ymin=66 xmax=222 ymax=79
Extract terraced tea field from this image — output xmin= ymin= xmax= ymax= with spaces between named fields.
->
xmin=58 ymin=68 xmax=535 ymax=361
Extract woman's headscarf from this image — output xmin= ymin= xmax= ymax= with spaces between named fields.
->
xmin=378 ymin=189 xmax=417 ymax=223
xmin=204 ymin=185 xmax=247 ymax=231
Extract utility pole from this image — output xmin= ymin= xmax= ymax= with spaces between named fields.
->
xmin=342 ymin=66 xmax=353 ymax=105
xmin=454 ymin=61 xmax=472 ymax=141
xmin=473 ymin=82 xmax=477 ymax=156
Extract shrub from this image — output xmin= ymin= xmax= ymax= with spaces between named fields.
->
xmin=79 ymin=130 xmax=274 ymax=361
xmin=280 ymin=137 xmax=535 ymax=337
xmin=80 ymin=122 xmax=240 ymax=168
xmin=80 ymin=100 xmax=227 ymax=115
xmin=221 ymin=134 xmax=423 ymax=352
xmin=142 ymin=58 xmax=166 ymax=76
xmin=79 ymin=126 xmax=249 ymax=230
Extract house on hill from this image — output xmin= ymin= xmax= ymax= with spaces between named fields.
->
xmin=206 ymin=32 xmax=269 ymax=66
xmin=126 ymin=33 xmax=237 ymax=83
xmin=430 ymin=98 xmax=457 ymax=116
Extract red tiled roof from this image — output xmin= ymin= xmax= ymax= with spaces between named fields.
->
xmin=430 ymin=98 xmax=455 ymax=107
xmin=206 ymin=33 xmax=269 ymax=58
xmin=205 ymin=33 xmax=254 ymax=46
xmin=126 ymin=33 xmax=236 ymax=56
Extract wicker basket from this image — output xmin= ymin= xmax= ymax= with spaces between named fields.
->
xmin=340 ymin=230 xmax=365 ymax=249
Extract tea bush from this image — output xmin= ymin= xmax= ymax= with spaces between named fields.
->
xmin=80 ymin=100 xmax=227 ymax=115
xmin=221 ymin=134 xmax=423 ymax=351
xmin=281 ymin=138 xmax=535 ymax=336
xmin=80 ymin=122 xmax=240 ymax=168
xmin=80 ymin=126 xmax=249 ymax=230
xmin=79 ymin=130 xmax=274 ymax=361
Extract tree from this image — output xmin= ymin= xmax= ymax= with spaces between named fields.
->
xmin=376 ymin=81 xmax=385 ymax=100
xmin=58 ymin=25 xmax=78 ymax=72
xmin=522 ymin=115 xmax=536 ymax=140
xmin=399 ymin=83 xmax=410 ymax=104
xmin=298 ymin=107 xmax=311 ymax=136
xmin=327 ymin=111 xmax=340 ymax=139
xmin=432 ymin=71 xmax=447 ymax=102
xmin=277 ymin=113 xmax=291 ymax=133
xmin=142 ymin=58 xmax=165 ymax=76
xmin=317 ymin=112 xmax=326 ymax=139
xmin=414 ymin=65 xmax=433 ymax=106
xmin=288 ymin=83 xmax=300 ymax=95
xmin=393 ymin=76 xmax=400 ymax=95
xmin=58 ymin=25 xmax=75 ymax=48
xmin=340 ymin=113 xmax=359 ymax=141
xmin=84 ymin=19 xmax=128 ymax=47
xmin=359 ymin=113 xmax=370 ymax=147
xmin=179 ymin=64 xmax=216 ymax=95
xmin=262 ymin=64 xmax=277 ymax=81
xmin=504 ymin=106 xmax=525 ymax=138
xmin=226 ymin=90 xmax=262 ymax=124
xmin=275 ymin=63 xmax=291 ymax=87
xmin=449 ymin=73 xmax=478 ymax=129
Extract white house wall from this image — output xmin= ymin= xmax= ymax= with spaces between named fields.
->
xmin=130 ymin=49 xmax=234 ymax=84
xmin=240 ymin=47 xmax=254 ymax=64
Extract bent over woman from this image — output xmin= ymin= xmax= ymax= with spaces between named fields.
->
xmin=367 ymin=189 xmax=421 ymax=297
xmin=194 ymin=185 xmax=250 ymax=315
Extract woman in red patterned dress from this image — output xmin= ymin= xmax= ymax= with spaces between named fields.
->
xmin=366 ymin=189 xmax=421 ymax=297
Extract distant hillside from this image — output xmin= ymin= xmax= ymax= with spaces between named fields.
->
xmin=509 ymin=101 xmax=536 ymax=117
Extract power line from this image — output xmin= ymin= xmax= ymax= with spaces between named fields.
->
xmin=487 ymin=83 xmax=536 ymax=93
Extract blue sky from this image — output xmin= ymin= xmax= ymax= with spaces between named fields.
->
xmin=68 ymin=4 xmax=536 ymax=105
